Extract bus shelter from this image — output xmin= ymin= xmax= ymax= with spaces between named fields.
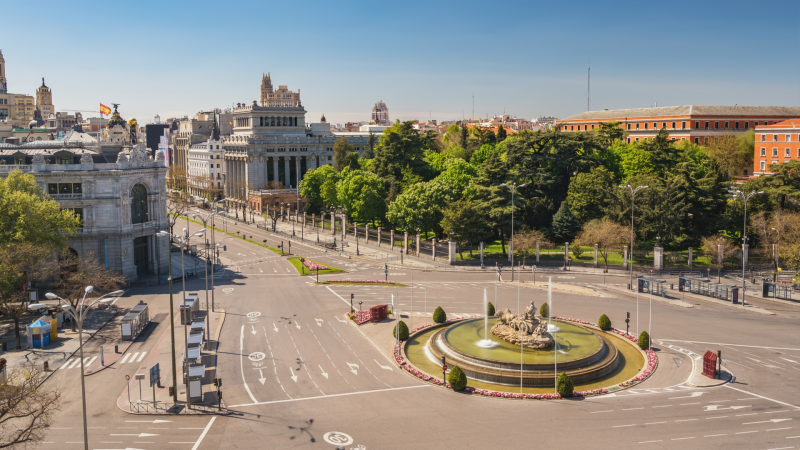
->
xmin=678 ymin=276 xmax=707 ymax=294
xmin=637 ymin=277 xmax=666 ymax=297
xmin=121 ymin=301 xmax=149 ymax=341
xmin=705 ymin=282 xmax=739 ymax=303
xmin=763 ymin=282 xmax=793 ymax=300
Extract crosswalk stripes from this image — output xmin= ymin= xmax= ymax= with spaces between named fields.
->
xmin=60 ymin=351 xmax=148 ymax=370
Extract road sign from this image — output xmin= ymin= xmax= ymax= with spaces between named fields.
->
xmin=442 ymin=364 xmax=448 ymax=371
xmin=125 ymin=374 xmax=130 ymax=381
xmin=385 ymin=270 xmax=388 ymax=274
xmin=149 ymin=363 xmax=160 ymax=387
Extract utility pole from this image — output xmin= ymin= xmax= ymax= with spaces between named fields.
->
xmin=588 ymin=66 xmax=590 ymax=111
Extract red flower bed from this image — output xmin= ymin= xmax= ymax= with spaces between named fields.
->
xmin=328 ymin=279 xmax=395 ymax=284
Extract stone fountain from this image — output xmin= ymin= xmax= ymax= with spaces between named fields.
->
xmin=491 ymin=300 xmax=554 ymax=349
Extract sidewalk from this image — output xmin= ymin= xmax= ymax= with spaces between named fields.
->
xmin=600 ymin=284 xmax=776 ymax=315
xmin=0 ymin=300 xmax=122 ymax=376
xmin=116 ymin=307 xmax=227 ymax=415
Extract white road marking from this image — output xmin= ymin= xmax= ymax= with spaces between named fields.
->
xmin=374 ymin=359 xmax=392 ymax=371
xmin=743 ymin=419 xmax=792 ymax=425
xmin=613 ymin=424 xmax=636 ymax=428
xmin=190 ymin=416 xmax=216 ymax=450
xmin=239 ymin=326 xmax=258 ymax=404
xmin=289 ymin=367 xmax=298 ymax=382
xmin=659 ymin=339 xmax=800 ymax=351
xmin=135 ymin=352 xmax=147 ymax=362
xmin=319 ymin=365 xmax=328 ymax=379
xmin=85 ymin=356 xmax=98 ymax=367
xmin=725 ymin=385 xmax=800 ymax=409
xmin=120 ymin=353 xmax=132 ymax=364
xmin=591 ymin=410 xmax=613 ymax=413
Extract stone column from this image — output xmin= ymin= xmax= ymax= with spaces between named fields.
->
xmin=416 ymin=234 xmax=421 ymax=256
xmin=717 ymin=244 xmax=723 ymax=270
xmin=594 ymin=244 xmax=598 ymax=268
xmin=272 ymin=157 xmax=279 ymax=188
xmin=449 ymin=239 xmax=456 ymax=265
xmin=432 ymin=238 xmax=437 ymax=260
xmin=564 ymin=242 xmax=569 ymax=270
xmin=404 ymin=232 xmax=409 ymax=255
xmin=536 ymin=241 xmax=540 ymax=262
xmin=377 ymin=227 xmax=381 ymax=247
xmin=297 ymin=156 xmax=304 ymax=185
xmin=480 ymin=241 xmax=484 ymax=264
xmin=654 ymin=244 xmax=664 ymax=270
xmin=365 ymin=224 xmax=370 ymax=244
xmin=390 ymin=230 xmax=395 ymax=249
xmin=331 ymin=212 xmax=335 ymax=233
xmin=688 ymin=247 xmax=693 ymax=269
xmin=623 ymin=246 xmax=628 ymax=269
xmin=342 ymin=216 xmax=346 ymax=240
xmin=284 ymin=157 xmax=290 ymax=189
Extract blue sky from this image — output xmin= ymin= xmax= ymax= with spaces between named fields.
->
xmin=3 ymin=0 xmax=798 ymax=125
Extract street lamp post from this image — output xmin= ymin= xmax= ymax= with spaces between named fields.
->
xmin=771 ymin=227 xmax=780 ymax=273
xmin=500 ymin=182 xmax=526 ymax=282
xmin=192 ymin=211 xmax=215 ymax=345
xmin=355 ymin=221 xmax=359 ymax=256
xmin=178 ymin=227 xmax=205 ymax=406
xmin=45 ymin=288 xmax=122 ymax=450
xmin=155 ymin=231 xmax=179 ymax=403
xmin=619 ymin=184 xmax=649 ymax=290
xmin=731 ymin=188 xmax=764 ymax=308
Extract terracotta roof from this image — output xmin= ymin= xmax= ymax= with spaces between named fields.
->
xmin=560 ymin=106 xmax=800 ymax=122
xmin=754 ymin=119 xmax=800 ymax=129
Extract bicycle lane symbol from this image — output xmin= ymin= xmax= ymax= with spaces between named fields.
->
xmin=323 ymin=431 xmax=353 ymax=446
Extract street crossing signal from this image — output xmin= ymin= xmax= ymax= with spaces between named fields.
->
xmin=223 ymin=245 xmax=227 ymax=251
xmin=213 ymin=378 xmax=222 ymax=388
xmin=625 ymin=312 xmax=630 ymax=323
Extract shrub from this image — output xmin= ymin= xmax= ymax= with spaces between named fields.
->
xmin=392 ymin=320 xmax=409 ymax=340
xmin=598 ymin=314 xmax=611 ymax=330
xmin=539 ymin=303 xmax=549 ymax=318
xmin=638 ymin=331 xmax=650 ymax=350
xmin=386 ymin=309 xmax=392 ymax=315
xmin=433 ymin=306 xmax=447 ymax=324
xmin=486 ymin=302 xmax=496 ymax=317
xmin=348 ymin=314 xmax=354 ymax=320
xmin=448 ymin=365 xmax=467 ymax=391
xmin=556 ymin=372 xmax=574 ymax=397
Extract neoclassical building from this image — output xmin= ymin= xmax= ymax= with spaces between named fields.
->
xmin=223 ymin=74 xmax=372 ymax=210
xmin=0 ymin=141 xmax=169 ymax=281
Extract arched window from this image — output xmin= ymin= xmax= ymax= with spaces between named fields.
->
xmin=131 ymin=184 xmax=148 ymax=224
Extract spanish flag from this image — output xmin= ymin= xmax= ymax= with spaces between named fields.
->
xmin=100 ymin=103 xmax=111 ymax=116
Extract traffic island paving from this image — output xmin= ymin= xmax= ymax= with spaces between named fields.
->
xmin=116 ymin=308 xmax=227 ymax=415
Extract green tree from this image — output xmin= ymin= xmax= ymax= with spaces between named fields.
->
xmin=470 ymin=144 xmax=496 ymax=168
xmin=448 ymin=365 xmax=468 ymax=391
xmin=439 ymin=198 xmax=489 ymax=259
xmin=333 ymin=136 xmax=355 ymax=172
xmin=459 ymin=125 xmax=469 ymax=149
xmin=392 ymin=320 xmax=409 ymax=340
xmin=638 ymin=331 xmax=650 ymax=350
xmin=365 ymin=131 xmax=376 ymax=159
xmin=437 ymin=159 xmax=478 ymax=198
xmin=442 ymin=123 xmax=462 ymax=146
xmin=424 ymin=149 xmax=453 ymax=173
xmin=556 ymin=372 xmax=574 ymax=397
xmin=388 ymin=178 xmax=461 ymax=235
xmin=638 ymin=128 xmax=678 ymax=174
xmin=299 ymin=165 xmax=337 ymax=209
xmin=551 ymin=202 xmax=579 ymax=242
xmin=336 ymin=170 xmax=387 ymax=226
xmin=566 ymin=166 xmax=615 ymax=224
xmin=596 ymin=121 xmax=625 ymax=147
xmin=496 ymin=124 xmax=507 ymax=142
xmin=766 ymin=160 xmax=800 ymax=209
xmin=704 ymin=130 xmax=755 ymax=178
xmin=372 ymin=121 xmax=431 ymax=183
xmin=598 ymin=314 xmax=611 ymax=330
xmin=486 ymin=301 xmax=495 ymax=317
xmin=433 ymin=306 xmax=447 ymax=323
xmin=0 ymin=170 xmax=81 ymax=250
xmin=539 ymin=302 xmax=549 ymax=318
xmin=472 ymin=151 xmax=512 ymax=253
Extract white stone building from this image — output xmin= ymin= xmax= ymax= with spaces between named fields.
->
xmin=0 ymin=142 xmax=169 ymax=281
xmin=371 ymin=101 xmax=390 ymax=125
xmin=187 ymin=128 xmax=224 ymax=200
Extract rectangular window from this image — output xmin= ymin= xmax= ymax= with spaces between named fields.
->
xmin=635 ymin=138 xmax=639 ymax=142
xmin=48 ymin=183 xmax=58 ymax=195
xmin=724 ymin=121 xmax=729 ymax=128
xmin=761 ymin=134 xmax=766 ymax=142
xmin=591 ymin=124 xmax=594 ymax=130
xmin=786 ymin=134 xmax=791 ymax=142
xmin=72 ymin=183 xmax=82 ymax=194
xmin=570 ymin=125 xmax=574 ymax=131
xmin=760 ymin=161 xmax=766 ymax=171
xmin=662 ymin=122 xmax=666 ymax=129
xmin=705 ymin=121 xmax=709 ymax=129
xmin=627 ymin=138 xmax=631 ymax=143
xmin=755 ymin=121 xmax=759 ymax=126
xmin=627 ymin=124 xmax=631 ymax=130
xmin=644 ymin=123 xmax=648 ymax=130
xmin=636 ymin=123 xmax=640 ymax=129
xmin=653 ymin=122 xmax=657 ymax=129
xmin=773 ymin=135 xmax=779 ymax=142
xmin=761 ymin=148 xmax=766 ymax=156
xmin=694 ymin=137 xmax=699 ymax=144
xmin=786 ymin=148 xmax=791 ymax=158
xmin=682 ymin=121 xmax=686 ymax=129
xmin=735 ymin=121 xmax=739 ymax=129
xmin=672 ymin=122 xmax=676 ymax=129
xmin=714 ymin=122 xmax=719 ymax=129
xmin=58 ymin=183 xmax=72 ymax=194
xmin=773 ymin=148 xmax=778 ymax=157
xmin=695 ymin=121 xmax=700 ymax=128
xmin=772 ymin=160 xmax=778 ymax=166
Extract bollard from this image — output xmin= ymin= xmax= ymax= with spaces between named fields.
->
xmin=1 ymin=342 xmax=6 ymax=351
xmin=115 ymin=344 xmax=119 ymax=353
xmin=43 ymin=361 xmax=49 ymax=371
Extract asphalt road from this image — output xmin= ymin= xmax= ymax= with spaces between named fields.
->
xmin=33 ymin=218 xmax=800 ymax=450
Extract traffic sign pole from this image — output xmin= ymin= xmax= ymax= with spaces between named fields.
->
xmin=125 ymin=374 xmax=131 ymax=404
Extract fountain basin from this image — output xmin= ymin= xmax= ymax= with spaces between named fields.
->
xmin=426 ymin=318 xmax=619 ymax=387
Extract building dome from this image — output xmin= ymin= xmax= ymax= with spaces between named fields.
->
xmin=320 ymin=113 xmax=327 ymax=124
xmin=107 ymin=108 xmax=126 ymax=128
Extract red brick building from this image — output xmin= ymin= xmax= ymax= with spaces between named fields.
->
xmin=558 ymin=105 xmax=800 ymax=145
xmin=753 ymin=119 xmax=800 ymax=175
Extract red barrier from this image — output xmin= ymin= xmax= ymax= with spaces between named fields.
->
xmin=702 ymin=350 xmax=717 ymax=379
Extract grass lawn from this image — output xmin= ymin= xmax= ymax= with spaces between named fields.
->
xmin=314 ymin=281 xmax=406 ymax=286
xmin=287 ymin=257 xmax=345 ymax=275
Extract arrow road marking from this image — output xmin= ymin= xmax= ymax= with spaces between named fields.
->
xmin=335 ymin=316 xmax=346 ymax=323
xmin=110 ymin=433 xmax=159 ymax=437
xmin=295 ymin=322 xmax=301 ymax=330
xmin=743 ymin=418 xmax=792 ymax=425
xmin=125 ymin=420 xmax=172 ymax=423
xmin=319 ymin=365 xmax=328 ymax=379
xmin=315 ymin=318 xmax=324 ymax=327
xmin=259 ymin=369 xmax=266 ymax=385
xmin=347 ymin=362 xmax=359 ymax=375
xmin=704 ymin=405 xmax=750 ymax=411
xmin=374 ymin=359 xmax=392 ymax=371
xmin=273 ymin=323 xmax=279 ymax=332
xmin=251 ymin=326 xmax=257 ymax=335
xmin=670 ymin=392 xmax=704 ymax=399
xmin=289 ymin=367 xmax=298 ymax=382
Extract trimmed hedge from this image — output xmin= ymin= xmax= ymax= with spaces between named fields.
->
xmin=433 ymin=306 xmax=447 ymax=324
xmin=598 ymin=314 xmax=611 ymax=330
xmin=448 ymin=365 xmax=467 ymax=391
xmin=539 ymin=303 xmax=549 ymax=318
xmin=392 ymin=320 xmax=409 ymax=340
xmin=638 ymin=331 xmax=650 ymax=350
xmin=486 ymin=302 xmax=496 ymax=317
xmin=556 ymin=372 xmax=574 ymax=397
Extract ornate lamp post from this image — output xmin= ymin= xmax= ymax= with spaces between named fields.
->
xmin=500 ymin=182 xmax=526 ymax=282
xmin=619 ymin=184 xmax=649 ymax=290
xmin=731 ymin=188 xmax=763 ymax=308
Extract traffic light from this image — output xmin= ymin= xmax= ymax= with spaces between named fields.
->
xmin=213 ymin=378 xmax=222 ymax=388
xmin=626 ymin=312 xmax=630 ymax=322
xmin=223 ymin=245 xmax=227 ymax=251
